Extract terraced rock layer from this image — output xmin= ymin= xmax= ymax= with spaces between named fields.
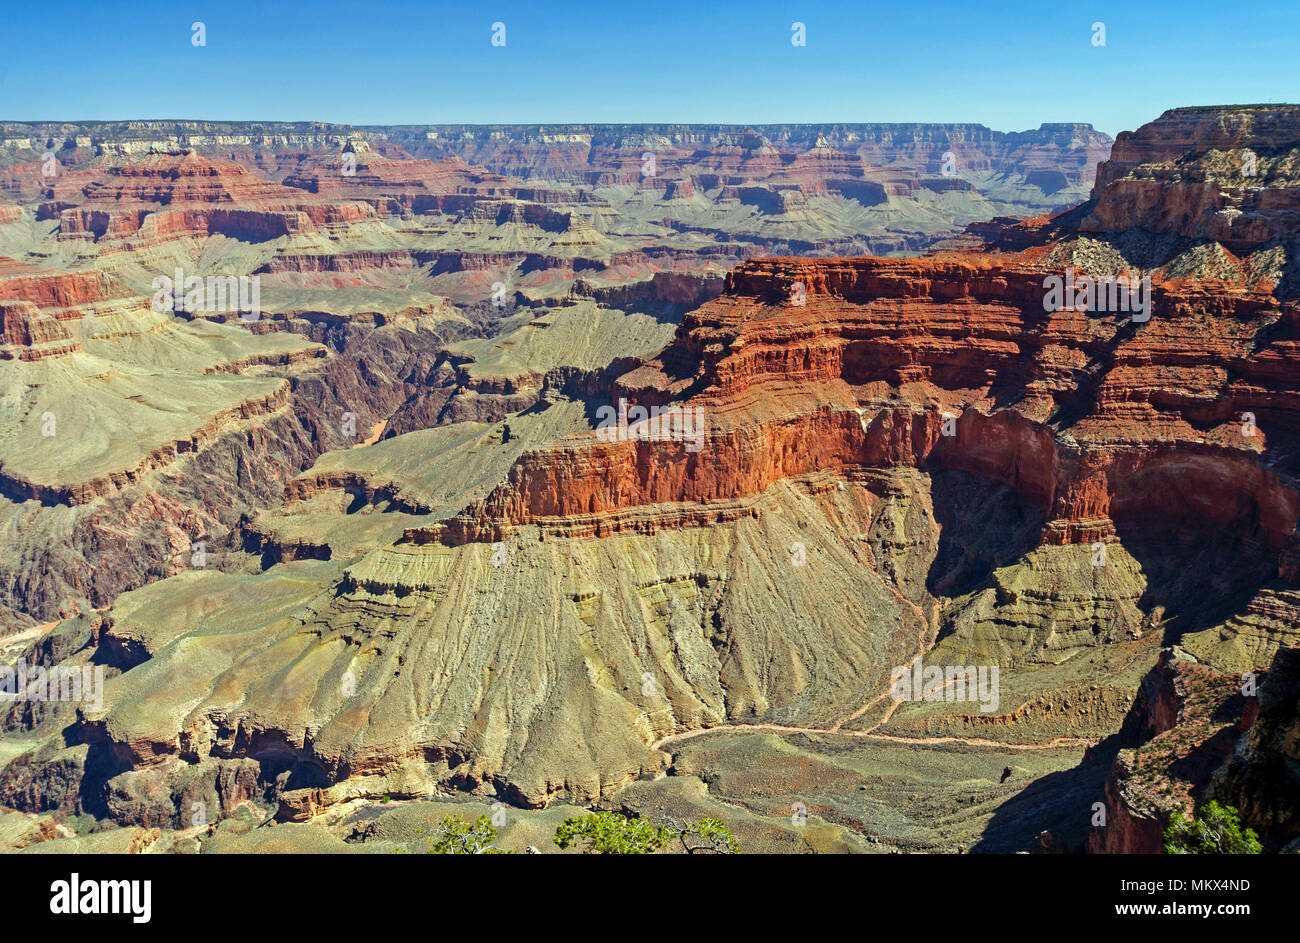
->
xmin=431 ymin=254 xmax=1300 ymax=573
xmin=2 ymin=106 xmax=1299 ymax=852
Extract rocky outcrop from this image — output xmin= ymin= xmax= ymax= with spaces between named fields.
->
xmin=0 ymin=266 xmax=121 ymax=363
xmin=40 ymin=151 xmax=375 ymax=245
xmin=430 ymin=251 xmax=1300 ymax=591
xmin=1082 ymin=105 xmax=1300 ymax=251
xmin=1084 ymin=648 xmax=1253 ymax=853
xmin=0 ymin=300 xmax=78 ymax=356
xmin=0 ymin=266 xmax=117 ymax=308
xmin=574 ymin=270 xmax=726 ymax=309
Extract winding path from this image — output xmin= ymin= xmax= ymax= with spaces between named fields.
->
xmin=652 ymin=565 xmax=1097 ymax=754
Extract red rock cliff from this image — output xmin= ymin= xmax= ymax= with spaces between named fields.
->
xmin=425 ymin=245 xmax=1300 ymax=581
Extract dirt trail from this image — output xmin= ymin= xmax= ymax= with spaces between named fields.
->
xmin=653 ymin=572 xmax=1096 ymax=754
xmin=353 ymin=420 xmax=387 ymax=448
xmin=0 ymin=620 xmax=60 ymax=649
xmin=828 ymin=577 xmax=937 ymax=733
xmin=654 ymin=721 xmax=1094 ymax=751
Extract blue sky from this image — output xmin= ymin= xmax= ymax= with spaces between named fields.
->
xmin=1 ymin=0 xmax=1296 ymax=135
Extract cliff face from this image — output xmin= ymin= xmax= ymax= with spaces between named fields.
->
xmin=37 ymin=151 xmax=376 ymax=246
xmin=380 ymin=121 xmax=1110 ymax=189
xmin=1083 ymin=639 xmax=1300 ymax=855
xmin=1082 ymin=105 xmax=1300 ymax=250
xmin=0 ymin=120 xmax=1112 ymax=245
xmin=427 ymin=105 xmax=1300 ymax=603
xmin=431 ymin=251 xmax=1300 ymax=595
xmin=1093 ymin=106 xmax=1300 ymax=188
xmin=1085 ymin=649 xmax=1254 ymax=854
xmin=276 ymin=151 xmax=571 ymax=219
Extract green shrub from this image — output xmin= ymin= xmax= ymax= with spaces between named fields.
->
xmin=409 ymin=814 xmax=510 ymax=854
xmin=1163 ymin=801 xmax=1261 ymax=854
xmin=553 ymin=811 xmax=739 ymax=854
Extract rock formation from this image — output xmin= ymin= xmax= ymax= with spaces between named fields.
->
xmin=1 ymin=107 xmax=1298 ymax=854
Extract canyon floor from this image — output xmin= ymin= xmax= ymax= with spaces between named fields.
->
xmin=0 ymin=111 xmax=1297 ymax=854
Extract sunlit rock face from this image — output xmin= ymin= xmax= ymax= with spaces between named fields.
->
xmin=2 ymin=109 xmax=1299 ymax=854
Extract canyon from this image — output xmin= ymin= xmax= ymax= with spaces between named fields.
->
xmin=0 ymin=107 xmax=1296 ymax=854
